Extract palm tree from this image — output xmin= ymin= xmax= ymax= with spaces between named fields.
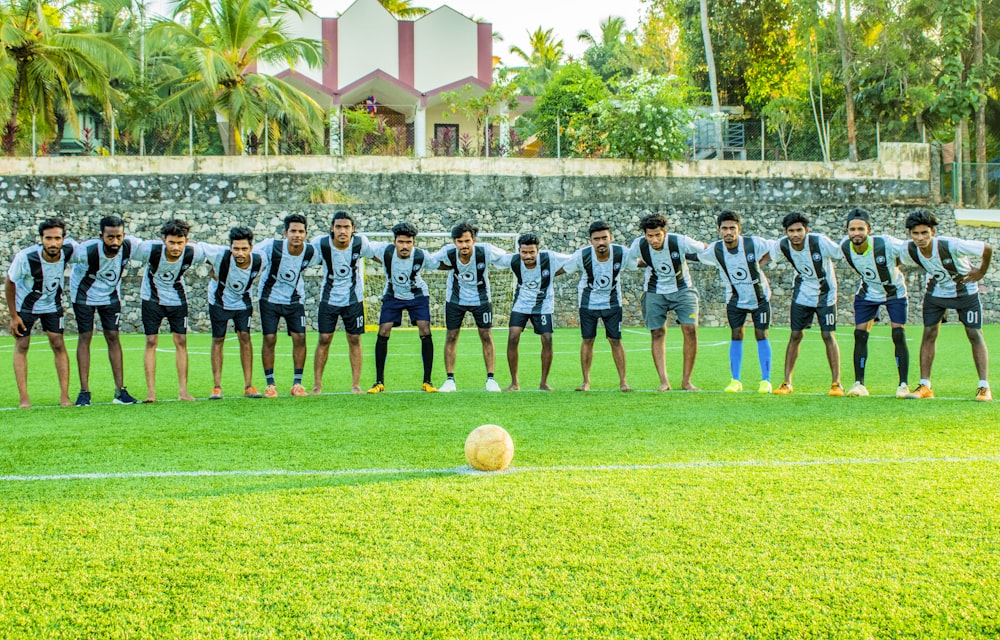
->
xmin=0 ymin=0 xmax=133 ymax=155
xmin=377 ymin=0 xmax=428 ymax=18
xmin=147 ymin=0 xmax=325 ymax=155
xmin=509 ymin=27 xmax=564 ymax=96
xmin=577 ymin=15 xmax=627 ymax=48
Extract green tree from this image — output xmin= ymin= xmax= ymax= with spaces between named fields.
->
xmin=147 ymin=0 xmax=325 ymax=155
xmin=509 ymin=27 xmax=564 ymax=96
xmin=377 ymin=0 xmax=427 ymax=19
xmin=530 ymin=62 xmax=608 ymax=157
xmin=579 ymin=15 xmax=636 ymax=83
xmin=0 ymin=0 xmax=132 ymax=154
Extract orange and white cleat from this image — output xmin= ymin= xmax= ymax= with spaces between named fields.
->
xmin=263 ymin=384 xmax=278 ymax=398
xmin=975 ymin=386 xmax=993 ymax=402
xmin=773 ymin=382 xmax=793 ymax=395
xmin=829 ymin=382 xmax=845 ymax=397
xmin=904 ymin=384 xmax=934 ymax=400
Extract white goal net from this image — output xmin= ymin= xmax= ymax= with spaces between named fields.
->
xmin=361 ymin=232 xmax=518 ymax=329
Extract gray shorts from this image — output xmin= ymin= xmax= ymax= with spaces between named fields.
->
xmin=642 ymin=289 xmax=699 ymax=330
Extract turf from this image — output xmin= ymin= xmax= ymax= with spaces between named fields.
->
xmin=1 ymin=325 xmax=998 ymax=638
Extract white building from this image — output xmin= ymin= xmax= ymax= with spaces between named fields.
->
xmin=257 ymin=0 xmax=530 ymax=157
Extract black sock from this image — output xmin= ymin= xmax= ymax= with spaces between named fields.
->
xmin=892 ymin=326 xmax=909 ymax=385
xmin=421 ymin=335 xmax=434 ymax=384
xmin=375 ymin=335 xmax=389 ymax=384
xmin=487 ymin=373 xmax=494 ymax=379
xmin=853 ymin=329 xmax=869 ymax=383
xmin=264 ymin=368 xmax=275 ymax=386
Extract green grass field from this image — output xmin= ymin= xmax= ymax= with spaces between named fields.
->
xmin=2 ymin=325 xmax=999 ymax=638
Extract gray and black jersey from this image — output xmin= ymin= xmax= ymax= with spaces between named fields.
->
xmin=840 ymin=235 xmax=907 ymax=302
xmin=7 ymin=244 xmax=73 ymax=314
xmin=901 ymin=236 xmax=986 ymax=299
xmin=203 ymin=244 xmax=264 ymax=311
xmin=369 ymin=241 xmax=442 ymax=301
xmin=773 ymin=233 xmax=840 ymax=308
xmin=254 ymin=238 xmax=321 ymax=305
xmin=67 ymin=236 xmax=141 ymax=306
xmin=697 ymin=236 xmax=777 ymax=310
xmin=133 ymin=240 xmax=207 ymax=306
xmin=435 ymin=242 xmax=508 ymax=306
xmin=627 ymin=234 xmax=705 ymax=294
xmin=311 ymin=234 xmax=374 ymax=306
xmin=561 ymin=244 xmax=634 ymax=311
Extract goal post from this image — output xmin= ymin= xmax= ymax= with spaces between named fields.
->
xmin=361 ymin=232 xmax=518 ymax=330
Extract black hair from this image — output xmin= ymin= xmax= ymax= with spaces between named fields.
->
xmin=517 ymin=233 xmax=540 ymax=247
xmin=160 ymin=219 xmax=190 ymax=238
xmin=588 ymin=220 xmax=611 ymax=236
xmin=716 ymin=211 xmax=741 ymax=227
xmin=904 ymin=209 xmax=939 ymax=231
xmin=639 ymin=214 xmax=667 ymax=232
xmin=283 ymin=213 xmax=307 ymax=231
xmin=451 ymin=220 xmax=479 ymax=240
xmin=229 ymin=226 xmax=254 ymax=244
xmin=99 ymin=215 xmax=125 ymax=232
xmin=845 ymin=207 xmax=871 ymax=229
xmin=392 ymin=221 xmax=418 ymax=239
xmin=331 ymin=211 xmax=355 ymax=227
xmin=38 ymin=217 xmax=66 ymax=236
xmin=781 ymin=212 xmax=810 ymax=230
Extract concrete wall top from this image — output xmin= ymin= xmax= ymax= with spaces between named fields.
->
xmin=0 ymin=144 xmax=930 ymax=182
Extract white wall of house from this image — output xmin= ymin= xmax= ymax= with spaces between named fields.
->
xmin=413 ymin=7 xmax=478 ymax=92
xmin=338 ymin=0 xmax=399 ymax=87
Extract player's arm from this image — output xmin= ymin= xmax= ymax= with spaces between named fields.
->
xmin=964 ymin=243 xmax=993 ymax=283
xmin=554 ymin=250 xmax=582 ymax=277
xmin=487 ymin=243 xmax=509 ymax=266
xmin=4 ymin=274 xmax=25 ymax=337
xmin=132 ymin=239 xmax=155 ymax=266
xmin=625 ymin=238 xmax=646 ymax=268
xmin=429 ymin=246 xmax=453 ymax=271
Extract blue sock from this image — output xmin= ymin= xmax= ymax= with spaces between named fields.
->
xmin=757 ymin=339 xmax=772 ymax=382
xmin=729 ymin=340 xmax=743 ymax=380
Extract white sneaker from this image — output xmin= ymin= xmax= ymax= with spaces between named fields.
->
xmin=439 ymin=378 xmax=456 ymax=393
xmin=485 ymin=378 xmax=501 ymax=392
xmin=895 ymin=382 xmax=910 ymax=399
xmin=846 ymin=382 xmax=870 ymax=397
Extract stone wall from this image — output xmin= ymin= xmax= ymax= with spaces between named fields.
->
xmin=4 ymin=146 xmax=994 ymax=336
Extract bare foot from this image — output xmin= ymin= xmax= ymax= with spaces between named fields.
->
xmin=350 ymin=385 xmax=364 ymax=395
xmin=620 ymin=383 xmax=634 ymax=393
xmin=59 ymin=397 xmax=73 ymax=407
xmin=143 ymin=397 xmax=156 ymax=404
xmin=504 ymin=383 xmax=520 ymax=392
xmin=539 ymin=383 xmax=555 ymax=391
xmin=682 ymin=383 xmax=701 ymax=391
xmin=19 ymin=400 xmax=31 ymax=409
xmin=311 ymin=386 xmax=323 ymax=396
xmin=575 ymin=383 xmax=590 ymax=392
xmin=657 ymin=383 xmax=672 ymax=392
xmin=178 ymin=392 xmax=197 ymax=402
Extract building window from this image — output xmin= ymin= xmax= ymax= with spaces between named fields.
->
xmin=433 ymin=124 xmax=459 ymax=156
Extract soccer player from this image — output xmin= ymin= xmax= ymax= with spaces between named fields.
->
xmin=627 ymin=213 xmax=706 ymax=392
xmin=839 ymin=207 xmax=910 ymax=398
xmin=5 ymin=218 xmax=73 ymax=408
xmin=556 ymin=220 xmax=635 ymax=392
xmin=497 ymin=233 xmax=571 ymax=391
xmin=436 ymin=221 xmax=509 ymax=392
xmin=254 ymin=214 xmax=321 ymax=398
xmin=900 ymin=209 xmax=992 ymax=401
xmin=311 ymin=211 xmax=374 ymax=395
xmin=366 ymin=221 xmax=440 ymax=393
xmin=771 ymin=212 xmax=844 ymax=396
xmin=202 ymin=226 xmax=265 ymax=400
xmin=696 ymin=211 xmax=778 ymax=394
xmin=66 ymin=215 xmax=142 ymax=406
xmin=133 ymin=219 xmax=206 ymax=403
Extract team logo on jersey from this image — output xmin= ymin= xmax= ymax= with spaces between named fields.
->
xmin=100 ymin=270 xmax=119 ymax=284
xmin=594 ymin=275 xmax=612 ymax=289
xmin=335 ymin=265 xmax=351 ymax=278
xmin=44 ymin=279 xmax=60 ymax=292
xmin=460 ymin=271 xmax=477 ymax=282
xmin=231 ymin=281 xmax=245 ymax=292
xmin=812 ymin=253 xmax=822 ymax=262
xmin=524 ymin=281 xmax=540 ymax=290
xmin=943 ymin=258 xmax=953 ymax=265
xmin=657 ymin=263 xmax=671 ymax=273
xmin=862 ymin=267 xmax=878 ymax=280
xmin=731 ymin=267 xmax=750 ymax=282
xmin=279 ymin=269 xmax=297 ymax=283
xmin=541 ymin=270 xmax=550 ymax=277
xmin=876 ymin=256 xmax=886 ymax=265
xmin=352 ymin=253 xmax=360 ymax=261
xmin=477 ymin=262 xmax=485 ymax=269
xmin=747 ymin=253 xmax=756 ymax=263
xmin=671 ymin=251 xmax=680 ymax=259
xmin=156 ymin=271 xmax=176 ymax=283
xmin=413 ymin=264 xmax=422 ymax=272
xmin=393 ymin=273 xmax=410 ymax=285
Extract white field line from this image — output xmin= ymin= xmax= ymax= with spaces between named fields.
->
xmin=2 ymin=455 xmax=998 ymax=483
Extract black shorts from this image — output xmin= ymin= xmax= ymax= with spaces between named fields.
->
xmin=727 ymin=299 xmax=771 ymax=330
xmin=209 ymin=304 xmax=252 ymax=339
xmin=580 ymin=307 xmax=623 ymax=340
xmin=923 ymin=293 xmax=983 ymax=329
xmin=318 ymin=301 xmax=365 ymax=335
xmin=790 ymin=302 xmax=836 ymax=332
xmin=142 ymin=299 xmax=188 ymax=335
xmin=260 ymin=300 xmax=306 ymax=336
xmin=17 ymin=309 xmax=64 ymax=336
xmin=379 ymin=296 xmax=431 ymax=327
xmin=509 ymin=311 xmax=554 ymax=335
xmin=73 ymin=301 xmax=121 ymax=333
xmin=445 ymin=302 xmax=493 ymax=330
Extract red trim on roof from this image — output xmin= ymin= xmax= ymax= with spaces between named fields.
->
xmin=323 ymin=18 xmax=338 ymax=91
xmin=273 ymin=70 xmax=337 ymax=98
xmin=477 ymin=22 xmax=492 ymax=84
xmin=336 ymin=69 xmax=422 ymax=98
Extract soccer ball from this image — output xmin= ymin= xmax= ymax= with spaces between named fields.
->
xmin=464 ymin=424 xmax=514 ymax=472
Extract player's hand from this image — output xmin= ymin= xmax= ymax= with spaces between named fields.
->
xmin=9 ymin=315 xmax=26 ymax=337
xmin=962 ymin=267 xmax=986 ymax=283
